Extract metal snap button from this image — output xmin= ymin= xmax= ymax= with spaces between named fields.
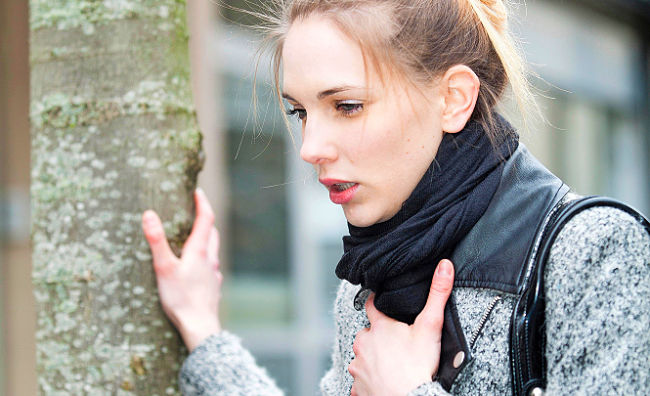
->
xmin=452 ymin=351 xmax=465 ymax=368
xmin=529 ymin=387 xmax=544 ymax=396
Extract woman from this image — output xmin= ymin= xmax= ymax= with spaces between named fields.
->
xmin=141 ymin=0 xmax=650 ymax=395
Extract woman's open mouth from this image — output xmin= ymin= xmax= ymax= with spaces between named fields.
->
xmin=320 ymin=179 xmax=359 ymax=204
xmin=332 ymin=182 xmax=356 ymax=191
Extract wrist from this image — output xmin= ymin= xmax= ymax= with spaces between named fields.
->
xmin=401 ymin=374 xmax=435 ymax=395
xmin=178 ymin=315 xmax=222 ymax=352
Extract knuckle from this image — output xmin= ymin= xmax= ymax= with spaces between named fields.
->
xmin=431 ymin=281 xmax=452 ymax=295
xmin=195 ymin=245 xmax=208 ymax=258
xmin=431 ymin=276 xmax=453 ymax=293
xmin=202 ymin=210 xmax=215 ymax=225
xmin=145 ymin=227 xmax=165 ymax=244
xmin=208 ymin=256 xmax=218 ymax=268
xmin=153 ymin=259 xmax=173 ymax=275
xmin=421 ymin=313 xmax=443 ymax=330
xmin=352 ymin=339 xmax=361 ymax=356
xmin=348 ymin=360 xmax=357 ymax=377
xmin=352 ymin=329 xmax=368 ymax=355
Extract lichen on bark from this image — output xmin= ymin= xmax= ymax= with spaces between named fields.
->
xmin=30 ymin=0 xmax=201 ymax=394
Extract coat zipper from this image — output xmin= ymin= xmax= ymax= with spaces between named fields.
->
xmin=469 ymin=295 xmax=502 ymax=348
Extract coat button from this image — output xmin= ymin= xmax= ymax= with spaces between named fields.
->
xmin=529 ymin=387 xmax=544 ymax=396
xmin=354 ymin=288 xmax=371 ymax=311
xmin=453 ymin=351 xmax=465 ymax=368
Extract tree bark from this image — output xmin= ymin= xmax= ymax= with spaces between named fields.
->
xmin=30 ymin=1 xmax=202 ymax=394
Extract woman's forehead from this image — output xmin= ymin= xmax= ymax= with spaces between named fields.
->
xmin=282 ymin=15 xmax=375 ymax=100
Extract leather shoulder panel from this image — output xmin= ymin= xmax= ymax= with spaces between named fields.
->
xmin=450 ymin=144 xmax=569 ymax=293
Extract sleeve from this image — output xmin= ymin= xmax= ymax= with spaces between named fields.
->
xmin=179 ymin=331 xmax=284 ymax=396
xmin=406 ymin=381 xmax=452 ymax=396
xmin=544 ymin=206 xmax=650 ymax=394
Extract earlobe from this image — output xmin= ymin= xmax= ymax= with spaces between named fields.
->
xmin=440 ymin=65 xmax=480 ymax=133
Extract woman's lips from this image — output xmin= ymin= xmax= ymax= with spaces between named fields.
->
xmin=329 ymin=183 xmax=359 ymax=204
xmin=320 ymin=179 xmax=359 ymax=204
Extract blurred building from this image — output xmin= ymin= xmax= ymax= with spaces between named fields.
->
xmin=514 ymin=0 xmax=649 ymax=214
xmin=1 ymin=0 xmax=649 ymax=395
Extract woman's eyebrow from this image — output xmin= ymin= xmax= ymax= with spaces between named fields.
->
xmin=317 ymin=86 xmax=364 ymax=99
xmin=282 ymin=86 xmax=367 ymax=102
xmin=281 ymin=93 xmax=298 ymax=102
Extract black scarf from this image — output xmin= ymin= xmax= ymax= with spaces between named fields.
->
xmin=335 ymin=114 xmax=519 ymax=323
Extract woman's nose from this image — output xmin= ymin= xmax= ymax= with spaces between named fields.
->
xmin=299 ymin=120 xmax=338 ymax=165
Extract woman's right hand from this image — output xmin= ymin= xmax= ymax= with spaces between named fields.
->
xmin=142 ymin=188 xmax=223 ymax=352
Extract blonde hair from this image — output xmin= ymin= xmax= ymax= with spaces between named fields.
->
xmin=246 ymin=0 xmax=536 ymax=146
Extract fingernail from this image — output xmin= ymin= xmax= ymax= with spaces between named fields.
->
xmin=196 ymin=187 xmax=205 ymax=197
xmin=438 ymin=260 xmax=452 ymax=277
xmin=143 ymin=211 xmax=156 ymax=226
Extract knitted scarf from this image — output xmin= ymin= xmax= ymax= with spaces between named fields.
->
xmin=335 ymin=114 xmax=519 ymax=323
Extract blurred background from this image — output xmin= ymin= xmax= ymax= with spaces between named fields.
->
xmin=1 ymin=0 xmax=648 ymax=395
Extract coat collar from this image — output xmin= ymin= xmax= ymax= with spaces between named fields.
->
xmin=437 ymin=143 xmax=569 ymax=391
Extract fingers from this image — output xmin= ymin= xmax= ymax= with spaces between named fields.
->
xmin=208 ymin=227 xmax=220 ymax=272
xmin=184 ymin=188 xmax=215 ymax=257
xmin=142 ymin=210 xmax=177 ymax=275
xmin=414 ymin=259 xmax=454 ymax=336
xmin=216 ymin=271 xmax=224 ymax=288
xmin=352 ymin=327 xmax=369 ymax=356
xmin=348 ymin=359 xmax=361 ymax=396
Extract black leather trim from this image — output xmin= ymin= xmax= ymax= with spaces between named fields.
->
xmin=451 ymin=144 xmax=569 ymax=293
xmin=435 ymin=144 xmax=569 ymax=390
xmin=437 ymin=295 xmax=471 ymax=391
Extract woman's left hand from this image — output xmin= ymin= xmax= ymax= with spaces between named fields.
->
xmin=349 ymin=259 xmax=455 ymax=396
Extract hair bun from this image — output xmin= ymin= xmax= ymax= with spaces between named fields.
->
xmin=473 ymin=0 xmax=508 ymax=33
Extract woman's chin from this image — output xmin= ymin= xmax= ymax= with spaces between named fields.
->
xmin=343 ymin=205 xmax=382 ymax=228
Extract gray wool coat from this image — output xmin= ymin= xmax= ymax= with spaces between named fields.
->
xmin=178 ymin=148 xmax=650 ymax=395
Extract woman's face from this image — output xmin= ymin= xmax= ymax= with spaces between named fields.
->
xmin=282 ymin=15 xmax=446 ymax=227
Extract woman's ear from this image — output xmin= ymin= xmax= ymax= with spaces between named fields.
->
xmin=439 ymin=65 xmax=480 ymax=133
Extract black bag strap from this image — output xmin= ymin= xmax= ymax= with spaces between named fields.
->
xmin=509 ymin=196 xmax=650 ymax=396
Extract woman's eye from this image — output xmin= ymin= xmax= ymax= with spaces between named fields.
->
xmin=286 ymin=108 xmax=307 ymax=121
xmin=336 ymin=102 xmax=363 ymax=117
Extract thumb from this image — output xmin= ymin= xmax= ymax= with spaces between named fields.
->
xmin=365 ymin=293 xmax=390 ymax=326
xmin=413 ymin=259 xmax=454 ymax=337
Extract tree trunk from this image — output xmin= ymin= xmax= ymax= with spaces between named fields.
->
xmin=30 ymin=1 xmax=202 ymax=394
